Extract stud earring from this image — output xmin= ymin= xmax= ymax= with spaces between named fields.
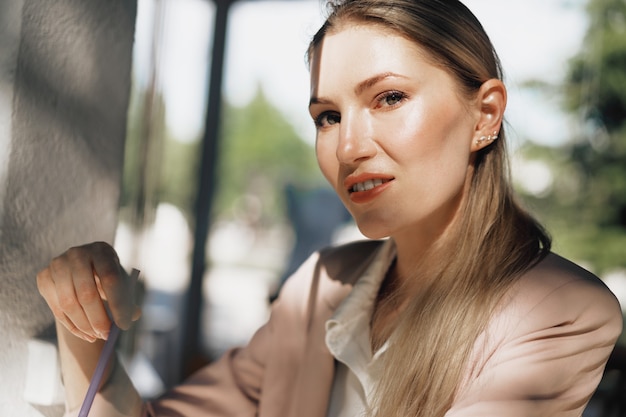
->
xmin=475 ymin=131 xmax=499 ymax=146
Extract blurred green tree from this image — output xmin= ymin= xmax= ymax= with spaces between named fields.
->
xmin=120 ymin=77 xmax=167 ymax=229
xmin=215 ymin=87 xmax=323 ymax=226
xmin=518 ymin=0 xmax=626 ymax=274
xmin=121 ymin=84 xmax=321 ymax=231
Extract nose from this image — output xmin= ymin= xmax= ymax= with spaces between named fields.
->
xmin=336 ymin=110 xmax=376 ymax=165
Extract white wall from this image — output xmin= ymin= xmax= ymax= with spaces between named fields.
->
xmin=0 ymin=0 xmax=136 ymax=415
xmin=0 ymin=0 xmax=22 ymax=235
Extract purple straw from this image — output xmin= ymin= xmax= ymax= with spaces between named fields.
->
xmin=77 ymin=268 xmax=140 ymax=417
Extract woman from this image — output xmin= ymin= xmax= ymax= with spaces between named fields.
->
xmin=37 ymin=0 xmax=622 ymax=416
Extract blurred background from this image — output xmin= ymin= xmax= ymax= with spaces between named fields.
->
xmin=111 ymin=0 xmax=625 ymax=413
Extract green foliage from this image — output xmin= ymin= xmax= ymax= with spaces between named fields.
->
xmin=215 ymin=87 xmax=323 ymax=225
xmin=120 ymin=80 xmax=168 ymax=227
xmin=565 ymin=0 xmax=626 ymax=129
xmin=156 ymin=136 xmax=200 ymax=223
xmin=518 ymin=0 xmax=626 ymax=275
xmin=121 ymin=81 xmax=322 ymax=229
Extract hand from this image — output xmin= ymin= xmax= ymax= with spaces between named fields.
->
xmin=37 ymin=242 xmax=141 ymax=343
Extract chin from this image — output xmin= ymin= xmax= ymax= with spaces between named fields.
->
xmin=355 ymin=224 xmax=391 ymax=241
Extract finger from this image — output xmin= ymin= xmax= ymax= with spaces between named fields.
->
xmin=129 ymin=269 xmax=143 ymax=322
xmin=50 ymin=253 xmax=102 ymax=340
xmin=89 ymin=243 xmax=136 ymax=330
xmin=62 ymin=312 xmax=98 ymax=343
xmin=37 ymin=268 xmax=97 ymax=343
xmin=69 ymin=251 xmax=112 ymax=339
xmin=132 ymin=305 xmax=143 ymax=322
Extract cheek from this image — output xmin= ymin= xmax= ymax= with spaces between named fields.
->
xmin=383 ymin=118 xmax=441 ymax=166
xmin=401 ymin=105 xmax=473 ymax=164
xmin=392 ymin=111 xmax=473 ymax=191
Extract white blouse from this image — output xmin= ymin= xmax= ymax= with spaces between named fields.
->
xmin=324 ymin=239 xmax=395 ymax=417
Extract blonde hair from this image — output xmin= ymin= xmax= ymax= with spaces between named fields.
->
xmin=308 ymin=1 xmax=551 ymax=416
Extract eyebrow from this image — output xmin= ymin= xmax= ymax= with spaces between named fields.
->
xmin=355 ymin=72 xmax=405 ymax=95
xmin=309 ymin=72 xmax=407 ymax=107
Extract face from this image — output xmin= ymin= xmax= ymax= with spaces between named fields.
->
xmin=309 ymin=24 xmax=481 ymax=243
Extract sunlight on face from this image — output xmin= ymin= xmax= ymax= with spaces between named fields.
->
xmin=309 ymin=25 xmax=480 ymax=243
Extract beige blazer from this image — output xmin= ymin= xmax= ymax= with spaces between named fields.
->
xmin=145 ymin=239 xmax=622 ymax=417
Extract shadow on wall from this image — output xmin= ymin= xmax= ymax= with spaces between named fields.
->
xmin=0 ymin=0 xmax=136 ymax=416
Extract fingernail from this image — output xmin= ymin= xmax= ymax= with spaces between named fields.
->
xmin=74 ymin=331 xmax=95 ymax=343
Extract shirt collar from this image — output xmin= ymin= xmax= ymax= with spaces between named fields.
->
xmin=325 ymin=238 xmax=397 ymax=362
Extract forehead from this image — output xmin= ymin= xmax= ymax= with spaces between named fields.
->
xmin=309 ymin=24 xmax=434 ymax=93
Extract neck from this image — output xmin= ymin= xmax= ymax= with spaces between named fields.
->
xmin=391 ymin=228 xmax=446 ymax=292
xmin=390 ymin=169 xmax=473 ymax=289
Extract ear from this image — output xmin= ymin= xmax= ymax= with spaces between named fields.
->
xmin=470 ymin=79 xmax=507 ymax=152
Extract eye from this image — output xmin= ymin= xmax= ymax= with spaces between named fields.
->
xmin=314 ymin=111 xmax=341 ymax=128
xmin=374 ymin=91 xmax=407 ymax=109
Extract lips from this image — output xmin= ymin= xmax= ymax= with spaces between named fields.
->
xmin=344 ymin=174 xmax=394 ymax=203
xmin=350 ymin=178 xmax=391 ymax=193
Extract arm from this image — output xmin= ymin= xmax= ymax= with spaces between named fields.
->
xmin=40 ymin=242 xmax=341 ymax=417
xmin=56 ymin=321 xmax=144 ymax=416
xmin=41 ymin=240 xmax=277 ymax=417
xmin=145 ymin=333 xmax=269 ymax=416
xmin=447 ymin=265 xmax=623 ymax=417
xmin=145 ymin=245 xmax=346 ymax=417
xmin=37 ymin=242 xmax=144 ymax=416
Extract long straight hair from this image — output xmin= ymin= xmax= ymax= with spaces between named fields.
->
xmin=308 ymin=1 xmax=551 ymax=416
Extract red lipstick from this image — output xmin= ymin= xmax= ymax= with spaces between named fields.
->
xmin=344 ymin=174 xmax=394 ymax=204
